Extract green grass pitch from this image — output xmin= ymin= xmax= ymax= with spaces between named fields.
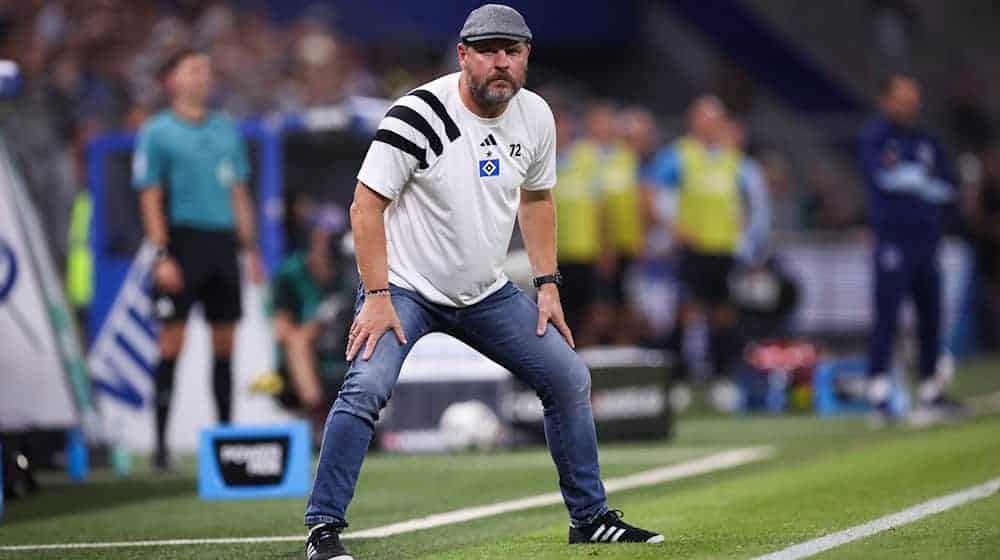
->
xmin=2 ymin=356 xmax=999 ymax=559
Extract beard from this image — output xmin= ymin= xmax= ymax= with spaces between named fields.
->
xmin=468 ymin=69 xmax=525 ymax=108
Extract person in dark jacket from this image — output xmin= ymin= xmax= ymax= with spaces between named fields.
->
xmin=858 ymin=73 xmax=964 ymax=421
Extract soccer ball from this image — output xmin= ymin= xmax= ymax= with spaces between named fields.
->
xmin=438 ymin=400 xmax=503 ymax=452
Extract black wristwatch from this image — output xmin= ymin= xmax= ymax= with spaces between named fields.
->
xmin=532 ymin=271 xmax=563 ymax=289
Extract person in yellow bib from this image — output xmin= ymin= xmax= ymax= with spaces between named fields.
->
xmin=592 ymin=103 xmax=643 ymax=343
xmin=552 ymin=106 xmax=602 ymax=345
xmin=555 ymin=102 xmax=644 ymax=345
xmin=66 ymin=185 xmax=93 ymax=344
xmin=645 ymin=96 xmax=769 ymax=412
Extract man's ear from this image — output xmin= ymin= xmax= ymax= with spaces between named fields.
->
xmin=457 ymin=42 xmax=468 ymax=68
xmin=162 ymin=75 xmax=175 ymax=96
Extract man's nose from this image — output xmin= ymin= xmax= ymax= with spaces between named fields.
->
xmin=493 ymin=50 xmax=510 ymax=69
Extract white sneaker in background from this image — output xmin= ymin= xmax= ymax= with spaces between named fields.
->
xmin=918 ymin=352 xmax=956 ymax=402
xmin=710 ymin=380 xmax=742 ymax=413
xmin=866 ymin=375 xmax=892 ymax=407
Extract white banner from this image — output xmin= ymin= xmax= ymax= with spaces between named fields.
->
xmin=780 ymin=239 xmax=970 ymax=335
xmin=0 ymin=140 xmax=79 ymax=431
xmin=88 ymin=243 xmax=160 ymax=411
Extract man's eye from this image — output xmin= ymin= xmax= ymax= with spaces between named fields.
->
xmin=506 ymin=49 xmax=520 ymax=56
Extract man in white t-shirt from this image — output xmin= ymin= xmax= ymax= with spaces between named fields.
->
xmin=302 ymin=6 xmax=663 ymax=559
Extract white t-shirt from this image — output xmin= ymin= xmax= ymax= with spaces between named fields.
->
xmin=357 ymin=72 xmax=557 ymax=307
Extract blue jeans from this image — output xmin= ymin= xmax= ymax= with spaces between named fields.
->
xmin=304 ymin=282 xmax=608 ymax=527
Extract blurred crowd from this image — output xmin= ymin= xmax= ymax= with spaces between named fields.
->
xmin=2 ymin=0 xmax=1000 ymax=353
xmin=0 ymin=0 xmax=867 ymax=266
xmin=0 ymin=0 xmax=435 ymax=263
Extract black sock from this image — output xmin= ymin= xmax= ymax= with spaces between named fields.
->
xmin=213 ymin=357 xmax=233 ymax=424
xmin=154 ymin=358 xmax=177 ymax=456
xmin=666 ymin=317 xmax=689 ymax=382
xmin=709 ymin=327 xmax=738 ymax=379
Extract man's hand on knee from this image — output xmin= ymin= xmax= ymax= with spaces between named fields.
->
xmin=537 ymin=284 xmax=575 ymax=348
xmin=347 ymin=295 xmax=407 ymax=361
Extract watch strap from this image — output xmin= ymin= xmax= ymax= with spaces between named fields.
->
xmin=533 ymin=272 xmax=562 ymax=288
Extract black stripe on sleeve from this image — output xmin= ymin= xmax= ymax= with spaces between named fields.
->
xmin=386 ymin=105 xmax=443 ymax=156
xmin=373 ymin=129 xmax=428 ymax=169
xmin=409 ymin=89 xmax=461 ymax=141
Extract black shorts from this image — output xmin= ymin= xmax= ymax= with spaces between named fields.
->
xmin=679 ymin=249 xmax=735 ymax=304
xmin=154 ymin=226 xmax=242 ymax=323
xmin=559 ymin=262 xmax=597 ymax=334
xmin=596 ymin=255 xmax=632 ymax=305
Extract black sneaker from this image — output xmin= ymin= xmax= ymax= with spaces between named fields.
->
xmin=569 ymin=509 xmax=664 ymax=544
xmin=909 ymin=394 xmax=970 ymax=426
xmin=923 ymin=394 xmax=969 ymax=415
xmin=306 ymin=523 xmax=352 ymax=560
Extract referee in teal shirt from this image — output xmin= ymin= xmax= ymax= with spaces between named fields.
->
xmin=133 ymin=49 xmax=262 ymax=469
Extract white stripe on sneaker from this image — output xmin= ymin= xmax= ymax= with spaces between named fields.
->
xmin=590 ymin=524 xmax=607 ymax=542
xmin=647 ymin=534 xmax=665 ymax=543
xmin=611 ymin=528 xmax=627 ymax=542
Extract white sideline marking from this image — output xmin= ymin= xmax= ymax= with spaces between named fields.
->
xmin=0 ymin=446 xmax=772 ymax=552
xmin=754 ymin=477 xmax=1000 ymax=560
xmin=349 ymin=446 xmax=773 ymax=539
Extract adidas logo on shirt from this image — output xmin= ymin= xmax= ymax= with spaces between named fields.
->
xmin=479 ymin=134 xmax=498 ymax=147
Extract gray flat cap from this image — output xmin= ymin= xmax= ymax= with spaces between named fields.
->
xmin=460 ymin=4 xmax=532 ymax=43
